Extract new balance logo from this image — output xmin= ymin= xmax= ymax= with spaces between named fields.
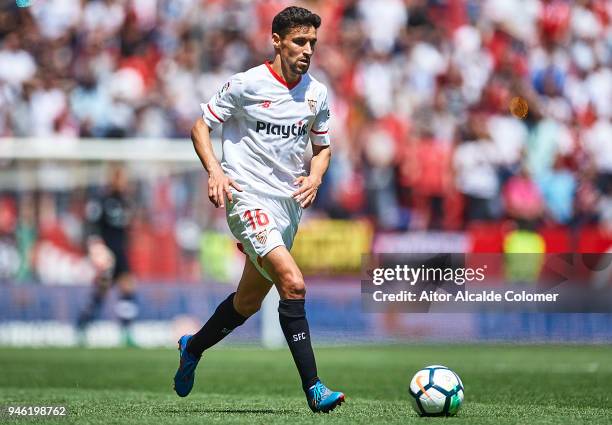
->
xmin=256 ymin=120 xmax=307 ymax=138
xmin=260 ymin=100 xmax=271 ymax=108
xmin=221 ymin=328 xmax=233 ymax=335
xmin=293 ymin=332 xmax=307 ymax=342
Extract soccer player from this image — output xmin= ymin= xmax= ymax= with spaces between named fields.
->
xmin=173 ymin=6 xmax=344 ymax=413
xmin=77 ymin=166 xmax=138 ymax=346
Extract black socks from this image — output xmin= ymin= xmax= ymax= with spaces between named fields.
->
xmin=187 ymin=292 xmax=247 ymax=357
xmin=278 ymin=299 xmax=319 ymax=392
xmin=77 ymin=285 xmax=107 ymax=328
xmin=115 ymin=292 xmax=138 ymax=328
xmin=185 ymin=293 xmax=319 ymax=392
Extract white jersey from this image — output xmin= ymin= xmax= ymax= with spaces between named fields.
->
xmin=201 ymin=62 xmax=331 ymax=198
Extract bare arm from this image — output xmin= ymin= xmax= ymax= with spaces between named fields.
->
xmin=191 ymin=117 xmax=242 ymax=208
xmin=292 ymin=144 xmax=331 ymax=208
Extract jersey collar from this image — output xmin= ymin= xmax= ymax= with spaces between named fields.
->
xmin=265 ymin=61 xmax=302 ymax=90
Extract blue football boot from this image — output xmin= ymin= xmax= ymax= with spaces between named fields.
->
xmin=306 ymin=380 xmax=345 ymax=413
xmin=173 ymin=335 xmax=200 ymax=397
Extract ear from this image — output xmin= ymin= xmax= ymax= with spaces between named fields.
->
xmin=272 ymin=32 xmax=281 ymax=50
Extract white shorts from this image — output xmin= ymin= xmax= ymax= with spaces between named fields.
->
xmin=226 ymin=191 xmax=302 ymax=281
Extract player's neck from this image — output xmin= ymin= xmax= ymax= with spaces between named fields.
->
xmin=270 ymin=56 xmax=301 ymax=86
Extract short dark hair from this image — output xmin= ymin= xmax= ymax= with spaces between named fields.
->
xmin=272 ymin=6 xmax=321 ymax=38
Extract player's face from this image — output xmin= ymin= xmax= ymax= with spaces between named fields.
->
xmin=275 ymin=26 xmax=317 ymax=75
xmin=110 ymin=167 xmax=128 ymax=192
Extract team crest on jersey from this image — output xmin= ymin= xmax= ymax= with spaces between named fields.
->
xmin=307 ymin=99 xmax=317 ymax=114
xmin=255 ymin=229 xmax=268 ymax=245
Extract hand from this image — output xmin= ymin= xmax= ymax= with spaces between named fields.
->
xmin=208 ymin=170 xmax=243 ymax=208
xmin=87 ymin=238 xmax=115 ymax=273
xmin=292 ymin=175 xmax=321 ymax=208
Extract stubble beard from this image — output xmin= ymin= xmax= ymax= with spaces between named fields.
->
xmin=290 ymin=61 xmax=309 ymax=75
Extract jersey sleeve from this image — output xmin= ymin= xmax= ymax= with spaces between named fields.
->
xmin=309 ymin=88 xmax=331 ymax=146
xmin=201 ymin=74 xmax=244 ymax=131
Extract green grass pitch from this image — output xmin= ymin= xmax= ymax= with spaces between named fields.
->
xmin=0 ymin=344 xmax=610 ymax=424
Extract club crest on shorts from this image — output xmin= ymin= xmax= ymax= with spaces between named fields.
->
xmin=307 ymin=99 xmax=317 ymax=114
xmin=255 ymin=229 xmax=268 ymax=245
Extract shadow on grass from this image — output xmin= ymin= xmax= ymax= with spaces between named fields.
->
xmin=163 ymin=407 xmax=298 ymax=415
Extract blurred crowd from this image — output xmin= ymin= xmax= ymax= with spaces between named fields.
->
xmin=0 ymin=0 xmax=611 ymax=232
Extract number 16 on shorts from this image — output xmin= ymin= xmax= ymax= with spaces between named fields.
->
xmin=243 ymin=209 xmax=269 ymax=230
xmin=243 ymin=209 xmax=270 ymax=245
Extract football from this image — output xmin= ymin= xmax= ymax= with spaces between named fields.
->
xmin=408 ymin=365 xmax=464 ymax=416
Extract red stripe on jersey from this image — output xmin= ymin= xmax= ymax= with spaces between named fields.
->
xmin=265 ymin=61 xmax=301 ymax=90
xmin=310 ymin=129 xmax=328 ymax=135
xmin=207 ymin=104 xmax=224 ymax=123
